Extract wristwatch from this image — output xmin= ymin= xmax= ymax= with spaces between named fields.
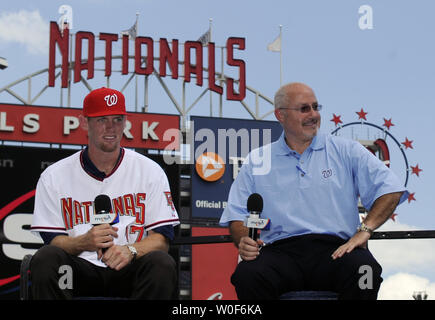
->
xmin=357 ymin=222 xmax=374 ymax=236
xmin=126 ymin=245 xmax=137 ymax=262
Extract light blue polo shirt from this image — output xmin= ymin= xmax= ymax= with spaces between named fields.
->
xmin=219 ymin=131 xmax=408 ymax=243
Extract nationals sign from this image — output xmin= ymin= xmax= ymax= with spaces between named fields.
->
xmin=48 ymin=22 xmax=246 ymax=101
xmin=0 ymin=103 xmax=179 ymax=150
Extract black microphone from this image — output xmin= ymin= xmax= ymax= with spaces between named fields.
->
xmin=247 ymin=193 xmax=263 ymax=241
xmin=94 ymin=194 xmax=112 ymax=220
xmin=93 ymin=194 xmax=116 ymax=253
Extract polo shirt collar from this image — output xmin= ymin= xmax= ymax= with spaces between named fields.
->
xmin=311 ymin=132 xmax=326 ymax=150
xmin=276 ymin=131 xmax=326 ymax=156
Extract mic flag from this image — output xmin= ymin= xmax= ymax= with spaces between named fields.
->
xmin=90 ymin=194 xmax=119 ymax=225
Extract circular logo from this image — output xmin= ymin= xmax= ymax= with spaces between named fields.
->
xmin=195 ymin=152 xmax=225 ymax=182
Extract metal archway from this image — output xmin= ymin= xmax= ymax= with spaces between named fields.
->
xmin=0 ymin=55 xmax=275 ymax=129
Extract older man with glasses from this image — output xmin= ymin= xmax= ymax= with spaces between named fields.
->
xmin=220 ymin=82 xmax=408 ymax=300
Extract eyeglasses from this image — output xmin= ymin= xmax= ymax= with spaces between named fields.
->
xmin=278 ymin=103 xmax=322 ymax=113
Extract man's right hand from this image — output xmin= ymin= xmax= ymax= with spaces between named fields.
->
xmin=238 ymin=236 xmax=264 ymax=261
xmin=84 ymin=224 xmax=118 ymax=258
xmin=49 ymin=224 xmax=118 ymax=257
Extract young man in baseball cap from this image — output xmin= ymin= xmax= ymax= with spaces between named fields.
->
xmin=83 ymin=87 xmax=128 ymax=117
xmin=81 ymin=87 xmax=128 ymax=159
xmin=31 ymin=87 xmax=180 ymax=299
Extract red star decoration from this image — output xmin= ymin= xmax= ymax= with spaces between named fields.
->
xmin=331 ymin=114 xmax=343 ymax=126
xmin=407 ymin=192 xmax=416 ymax=203
xmin=383 ymin=118 xmax=394 ymax=130
xmin=390 ymin=213 xmax=398 ymax=222
xmin=401 ymin=137 xmax=413 ymax=149
xmin=411 ymin=164 xmax=422 ymax=177
xmin=356 ymin=108 xmax=368 ymax=120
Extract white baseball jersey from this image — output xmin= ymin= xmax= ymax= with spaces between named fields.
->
xmin=31 ymin=148 xmax=179 ymax=267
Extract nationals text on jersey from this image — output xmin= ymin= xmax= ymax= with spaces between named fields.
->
xmin=61 ymin=193 xmax=147 ymax=230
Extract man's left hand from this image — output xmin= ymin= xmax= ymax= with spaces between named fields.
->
xmin=102 ymin=245 xmax=133 ymax=270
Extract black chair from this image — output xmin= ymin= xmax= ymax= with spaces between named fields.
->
xmin=19 ymin=254 xmax=33 ymax=300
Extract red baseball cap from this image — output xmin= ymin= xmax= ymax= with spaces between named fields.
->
xmin=83 ymin=87 xmax=128 ymax=117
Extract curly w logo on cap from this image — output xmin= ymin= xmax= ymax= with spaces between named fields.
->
xmin=83 ymin=87 xmax=128 ymax=117
xmin=104 ymin=94 xmax=118 ymax=106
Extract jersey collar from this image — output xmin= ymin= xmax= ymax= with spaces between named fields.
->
xmin=80 ymin=147 xmax=124 ymax=181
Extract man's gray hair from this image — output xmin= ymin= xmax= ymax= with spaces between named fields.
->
xmin=274 ymin=85 xmax=290 ymax=109
xmin=274 ymin=82 xmax=313 ymax=109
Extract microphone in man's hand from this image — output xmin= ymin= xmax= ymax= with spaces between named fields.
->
xmin=94 ymin=194 xmax=112 ymax=218
xmin=246 ymin=193 xmax=263 ymax=241
xmin=93 ymin=194 xmax=117 ymax=253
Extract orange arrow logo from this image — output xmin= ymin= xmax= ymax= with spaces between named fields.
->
xmin=195 ymin=152 xmax=225 ymax=182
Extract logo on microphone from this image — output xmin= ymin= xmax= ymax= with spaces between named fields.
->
xmin=245 ymin=217 xmax=270 ymax=230
xmin=104 ymin=94 xmax=118 ymax=107
xmin=89 ymin=212 xmax=119 ymax=225
xmin=195 ymin=152 xmax=225 ymax=182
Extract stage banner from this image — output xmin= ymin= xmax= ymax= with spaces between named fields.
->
xmin=191 ymin=227 xmax=239 ymax=300
xmin=0 ymin=103 xmax=180 ymax=150
xmin=190 ymin=116 xmax=282 ymax=220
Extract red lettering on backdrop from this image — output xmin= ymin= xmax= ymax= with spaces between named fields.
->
xmin=47 ymin=21 xmax=246 ymax=101
xmin=0 ymin=104 xmax=180 ymax=150
xmin=184 ymin=41 xmax=203 ymax=86
xmin=135 ymin=37 xmax=153 ymax=75
xmin=226 ymin=37 xmax=246 ymax=101
xmin=74 ymin=31 xmax=95 ymax=83
xmin=49 ymin=21 xmax=69 ymax=88
xmin=208 ymin=42 xmax=223 ymax=95
xmin=99 ymin=33 xmax=118 ymax=77
xmin=122 ymin=35 xmax=129 ymax=75
xmin=159 ymin=38 xmax=179 ymax=79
